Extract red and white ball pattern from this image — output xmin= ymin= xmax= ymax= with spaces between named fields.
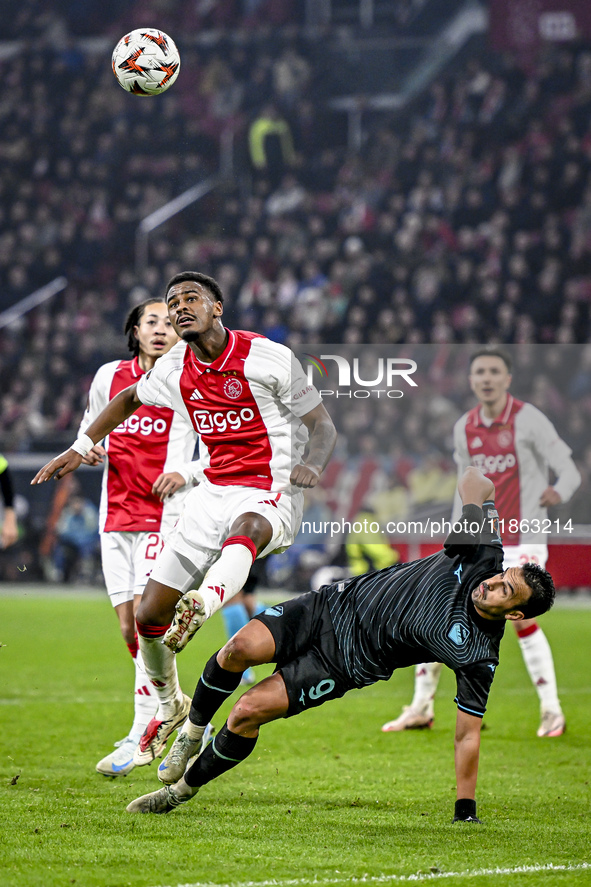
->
xmin=112 ymin=28 xmax=180 ymax=96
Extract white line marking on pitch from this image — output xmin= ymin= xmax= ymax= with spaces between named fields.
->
xmin=153 ymin=861 xmax=591 ymax=887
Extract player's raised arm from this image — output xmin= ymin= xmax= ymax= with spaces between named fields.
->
xmin=458 ymin=466 xmax=495 ymax=507
xmin=290 ymin=402 xmax=337 ymax=489
xmin=31 ymin=384 xmax=142 ymax=484
xmin=443 ymin=468 xmax=497 ymax=558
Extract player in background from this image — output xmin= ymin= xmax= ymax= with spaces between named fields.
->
xmin=125 ymin=467 xmax=556 ymax=819
xmin=0 ymin=453 xmax=18 ymax=549
xmin=81 ymin=298 xmax=203 ymax=777
xmin=382 ymin=349 xmax=581 ymax=739
xmin=32 ymin=271 xmax=337 ymax=772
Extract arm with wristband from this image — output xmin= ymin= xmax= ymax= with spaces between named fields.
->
xmin=76 ymin=364 xmax=112 ymax=467
xmin=444 ymin=467 xmax=496 ymax=559
xmin=31 ymin=384 xmax=142 ymax=485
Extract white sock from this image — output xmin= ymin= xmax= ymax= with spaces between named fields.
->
xmin=174 ymin=776 xmax=200 ymax=799
xmin=129 ymin=650 xmax=159 ymax=743
xmin=180 ymin=721 xmax=206 ymax=742
xmin=517 ymin=624 xmax=562 ymax=714
xmin=197 ymin=542 xmax=255 ymax=620
xmin=138 ymin=634 xmax=184 ymax=720
xmin=411 ymin=662 xmax=442 ymax=715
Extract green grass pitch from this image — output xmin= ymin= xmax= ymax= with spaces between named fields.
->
xmin=0 ymin=588 xmax=589 ymax=887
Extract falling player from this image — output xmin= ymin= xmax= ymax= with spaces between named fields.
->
xmin=125 ymin=467 xmax=556 ymax=819
xmin=382 ymin=349 xmax=580 ymax=738
xmin=32 ymin=271 xmax=337 ymax=772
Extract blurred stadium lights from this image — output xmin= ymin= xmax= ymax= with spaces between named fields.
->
xmin=402 ymin=2 xmax=488 ymax=99
xmin=134 ymin=127 xmax=234 ymax=275
xmin=0 ymin=277 xmax=68 ymax=330
xmin=135 ymin=176 xmax=220 ymax=275
xmin=329 ymin=1 xmax=487 ymax=151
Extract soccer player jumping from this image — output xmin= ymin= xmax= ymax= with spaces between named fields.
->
xmin=126 ymin=466 xmax=555 ymax=820
xmin=32 ymin=271 xmax=337 ymax=770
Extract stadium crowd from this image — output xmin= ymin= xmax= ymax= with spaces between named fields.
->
xmin=1 ymin=25 xmax=591 ymax=454
xmin=1 ymin=8 xmax=591 ymax=580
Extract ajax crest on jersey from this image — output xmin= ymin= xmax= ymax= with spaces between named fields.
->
xmin=112 ymin=28 xmax=181 ymax=96
xmin=224 ymin=378 xmax=243 ymax=399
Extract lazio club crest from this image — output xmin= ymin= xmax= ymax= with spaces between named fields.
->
xmin=448 ymin=622 xmax=470 ymax=646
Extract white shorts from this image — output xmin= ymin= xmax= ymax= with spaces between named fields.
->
xmin=150 ymin=479 xmax=303 ymax=594
xmin=503 ymin=543 xmax=548 ymax=570
xmin=101 ymin=531 xmax=165 ymax=607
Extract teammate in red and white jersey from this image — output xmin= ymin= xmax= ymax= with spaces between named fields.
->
xmin=79 ymin=298 xmax=202 ymax=777
xmin=32 ymin=271 xmax=337 ymax=772
xmin=382 ymin=349 xmax=581 ymax=739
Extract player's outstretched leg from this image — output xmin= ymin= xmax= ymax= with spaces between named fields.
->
xmin=163 ymin=536 xmax=257 ymax=653
xmin=158 ymin=651 xmax=242 ymax=785
xmin=515 ymin=622 xmax=565 ymax=737
xmin=128 ymin=670 xmax=288 ymax=814
xmin=129 ymin=621 xmax=280 ymax=812
xmin=159 ymin=620 xmax=273 ymax=782
xmin=128 ymin=722 xmax=258 ymax=813
xmin=157 ymin=646 xmax=245 ymax=783
xmin=381 ymin=662 xmax=441 ymax=732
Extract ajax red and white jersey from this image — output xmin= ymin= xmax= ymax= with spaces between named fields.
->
xmin=136 ymin=330 xmax=322 ymax=492
xmin=453 ymin=396 xmax=581 ymax=543
xmin=79 ymin=357 xmax=198 ymax=533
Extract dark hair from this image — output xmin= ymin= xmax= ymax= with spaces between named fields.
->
xmin=519 ymin=563 xmax=555 ymax=619
xmin=123 ymin=298 xmax=166 ymax=356
xmin=165 ymin=271 xmax=224 ymax=303
xmin=469 ymin=348 xmax=512 ymax=373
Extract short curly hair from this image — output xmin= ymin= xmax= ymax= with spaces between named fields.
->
xmin=165 ymin=271 xmax=224 ymax=303
xmin=519 ymin=562 xmax=555 ymax=619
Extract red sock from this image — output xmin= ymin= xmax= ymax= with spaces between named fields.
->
xmin=136 ymin=621 xmax=170 ymax=639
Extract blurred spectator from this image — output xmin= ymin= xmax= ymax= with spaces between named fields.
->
xmin=0 ymin=453 xmax=18 ymax=549
xmin=345 ymin=504 xmax=400 ymax=575
xmin=248 ymin=103 xmax=297 ymax=186
xmin=53 ymin=493 xmax=99 ymax=583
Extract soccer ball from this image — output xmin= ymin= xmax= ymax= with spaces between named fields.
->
xmin=112 ymin=28 xmax=181 ymax=96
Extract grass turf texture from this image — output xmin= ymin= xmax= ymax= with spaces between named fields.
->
xmin=0 ymin=589 xmax=589 ymax=887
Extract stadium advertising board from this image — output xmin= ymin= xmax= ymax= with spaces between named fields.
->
xmin=490 ymin=0 xmax=591 ymax=53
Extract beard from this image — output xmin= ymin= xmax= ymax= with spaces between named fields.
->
xmin=179 ymin=327 xmax=202 ymax=343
